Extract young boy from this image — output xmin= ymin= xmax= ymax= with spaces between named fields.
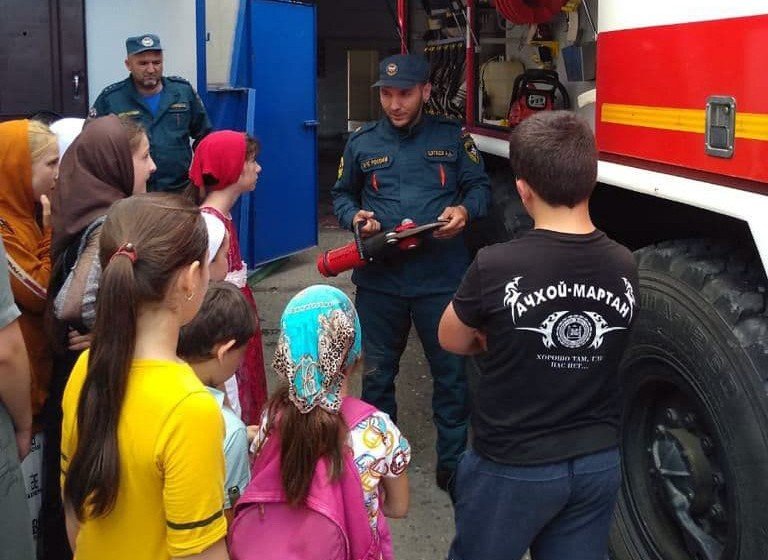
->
xmin=178 ymin=281 xmax=257 ymax=520
xmin=439 ymin=111 xmax=639 ymax=560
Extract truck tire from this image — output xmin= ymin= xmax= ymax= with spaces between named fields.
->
xmin=609 ymin=239 xmax=768 ymax=560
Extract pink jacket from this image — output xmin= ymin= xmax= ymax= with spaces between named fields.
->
xmin=229 ymin=397 xmax=395 ymax=560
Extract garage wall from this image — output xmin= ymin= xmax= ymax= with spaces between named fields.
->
xmin=317 ymin=0 xmax=400 ymax=138
xmin=85 ymin=0 xmax=197 ymax=102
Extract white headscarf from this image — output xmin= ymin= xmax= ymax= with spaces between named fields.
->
xmin=50 ymin=118 xmax=85 ymax=159
xmin=202 ymin=212 xmax=226 ymax=264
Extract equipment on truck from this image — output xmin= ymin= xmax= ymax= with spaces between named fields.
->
xmin=507 ymin=68 xmax=570 ymax=126
xmin=316 ymin=219 xmax=446 ymax=277
xmin=425 ymin=41 xmax=467 ymax=119
xmin=495 ymin=0 xmax=568 ymax=24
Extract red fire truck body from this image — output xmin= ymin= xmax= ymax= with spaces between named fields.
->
xmin=409 ymin=2 xmax=768 ymax=559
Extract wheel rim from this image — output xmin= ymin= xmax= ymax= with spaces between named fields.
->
xmin=622 ymin=357 xmax=733 ymax=560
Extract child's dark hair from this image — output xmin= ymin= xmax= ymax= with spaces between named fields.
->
xmin=245 ymin=135 xmax=260 ymax=162
xmin=64 ymin=193 xmax=208 ymax=521
xmin=264 ymin=385 xmax=346 ymax=507
xmin=508 ymin=111 xmax=597 ymax=207
xmin=178 ymin=281 xmax=256 ymax=362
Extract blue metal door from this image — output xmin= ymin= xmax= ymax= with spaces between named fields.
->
xmin=232 ymin=0 xmax=318 ymax=267
xmin=197 ymin=0 xmax=317 ymax=268
xmin=240 ymin=0 xmax=317 ymax=267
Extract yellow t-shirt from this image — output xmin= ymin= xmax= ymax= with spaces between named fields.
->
xmin=61 ymin=351 xmax=227 ymax=559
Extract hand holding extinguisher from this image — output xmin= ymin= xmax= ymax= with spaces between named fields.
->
xmin=317 ymin=216 xmax=447 ymax=277
xmin=352 ymin=209 xmax=381 ymax=237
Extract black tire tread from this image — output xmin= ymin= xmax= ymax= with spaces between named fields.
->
xmin=634 ymin=239 xmax=768 ymax=378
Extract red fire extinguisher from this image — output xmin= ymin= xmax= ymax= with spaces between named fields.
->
xmin=317 ymin=219 xmax=446 ymax=277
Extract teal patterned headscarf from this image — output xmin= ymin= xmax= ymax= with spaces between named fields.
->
xmin=272 ymin=285 xmax=362 ymax=414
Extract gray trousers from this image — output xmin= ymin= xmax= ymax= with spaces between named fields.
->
xmin=0 ymin=404 xmax=35 ymax=560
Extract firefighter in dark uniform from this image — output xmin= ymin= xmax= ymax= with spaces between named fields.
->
xmin=90 ymin=34 xmax=212 ymax=193
xmin=332 ymin=54 xmax=491 ymax=494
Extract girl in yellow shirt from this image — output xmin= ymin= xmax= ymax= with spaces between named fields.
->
xmin=61 ymin=194 xmax=229 ymax=560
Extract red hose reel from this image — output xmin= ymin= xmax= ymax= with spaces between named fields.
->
xmin=495 ymin=0 xmax=568 ymax=24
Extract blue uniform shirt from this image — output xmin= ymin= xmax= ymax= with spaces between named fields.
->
xmin=332 ymin=114 xmax=491 ymax=296
xmin=91 ymin=76 xmax=212 ymax=192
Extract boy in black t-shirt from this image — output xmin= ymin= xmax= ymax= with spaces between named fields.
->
xmin=439 ymin=111 xmax=638 ymax=560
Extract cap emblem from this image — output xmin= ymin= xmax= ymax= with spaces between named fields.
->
xmin=386 ymin=63 xmax=398 ymax=77
xmin=141 ymin=36 xmax=154 ymax=47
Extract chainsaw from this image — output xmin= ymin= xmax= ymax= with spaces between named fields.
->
xmin=316 ymin=219 xmax=447 ymax=277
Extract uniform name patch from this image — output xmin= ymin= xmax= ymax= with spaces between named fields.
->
xmin=361 ymin=155 xmax=390 ymax=170
xmin=426 ymin=149 xmax=455 ymax=158
xmin=169 ymin=102 xmax=189 ymax=111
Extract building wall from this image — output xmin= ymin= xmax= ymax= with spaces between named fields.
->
xmin=316 ymin=0 xmax=400 ymax=138
xmin=205 ymin=0 xmax=239 ymax=86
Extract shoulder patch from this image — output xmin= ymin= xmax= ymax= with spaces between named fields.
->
xmin=100 ymin=80 xmax=129 ymax=96
xmin=436 ymin=115 xmax=463 ymax=128
xmin=463 ymin=133 xmax=481 ymax=164
xmin=348 ymin=121 xmax=378 ymax=143
xmin=166 ymin=75 xmax=192 ymax=85
xmin=337 ymin=156 xmax=344 ymax=180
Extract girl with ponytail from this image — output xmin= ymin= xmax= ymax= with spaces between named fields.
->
xmin=61 ymin=193 xmax=228 ymax=560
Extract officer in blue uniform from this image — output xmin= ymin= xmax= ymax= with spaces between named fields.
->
xmin=332 ymin=54 xmax=491 ymax=494
xmin=90 ymin=34 xmax=212 ymax=193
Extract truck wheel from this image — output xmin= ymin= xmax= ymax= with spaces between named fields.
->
xmin=609 ymin=240 xmax=768 ymax=560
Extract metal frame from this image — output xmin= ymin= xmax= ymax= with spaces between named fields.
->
xmin=195 ymin=0 xmax=208 ymax=99
xmin=465 ymin=0 xmax=476 ymax=127
xmin=395 ymin=0 xmax=477 ymax=123
xmin=397 ymin=0 xmax=408 ymax=53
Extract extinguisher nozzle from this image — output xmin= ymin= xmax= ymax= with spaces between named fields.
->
xmin=316 ymin=252 xmax=338 ymax=277
xmin=316 ymin=240 xmax=366 ymax=277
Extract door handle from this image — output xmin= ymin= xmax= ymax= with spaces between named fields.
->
xmin=303 ymin=120 xmax=319 ymax=128
xmin=73 ymin=72 xmax=81 ymax=99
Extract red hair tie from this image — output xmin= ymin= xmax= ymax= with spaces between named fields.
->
xmin=110 ymin=242 xmax=138 ymax=264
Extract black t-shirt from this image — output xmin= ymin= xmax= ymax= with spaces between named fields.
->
xmin=453 ymin=229 xmax=638 ymax=465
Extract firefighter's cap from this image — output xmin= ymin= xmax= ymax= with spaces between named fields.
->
xmin=126 ymin=34 xmax=162 ymax=56
xmin=372 ymin=54 xmax=430 ymax=89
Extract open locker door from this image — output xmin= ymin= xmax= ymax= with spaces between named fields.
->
xmin=201 ymin=0 xmax=318 ymax=267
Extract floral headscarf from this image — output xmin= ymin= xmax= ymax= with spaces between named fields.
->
xmin=272 ymin=285 xmax=362 ymax=414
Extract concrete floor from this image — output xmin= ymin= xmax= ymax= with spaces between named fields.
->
xmin=252 ymin=226 xmax=457 ymax=560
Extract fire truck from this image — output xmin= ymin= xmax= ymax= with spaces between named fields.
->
xmin=411 ymin=1 xmax=767 ymax=558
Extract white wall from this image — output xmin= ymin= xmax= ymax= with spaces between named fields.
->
xmin=205 ymin=0 xmax=238 ymax=86
xmin=85 ymin=0 xmax=198 ymax=103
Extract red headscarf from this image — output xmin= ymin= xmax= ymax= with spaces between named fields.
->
xmin=189 ymin=130 xmax=246 ymax=190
